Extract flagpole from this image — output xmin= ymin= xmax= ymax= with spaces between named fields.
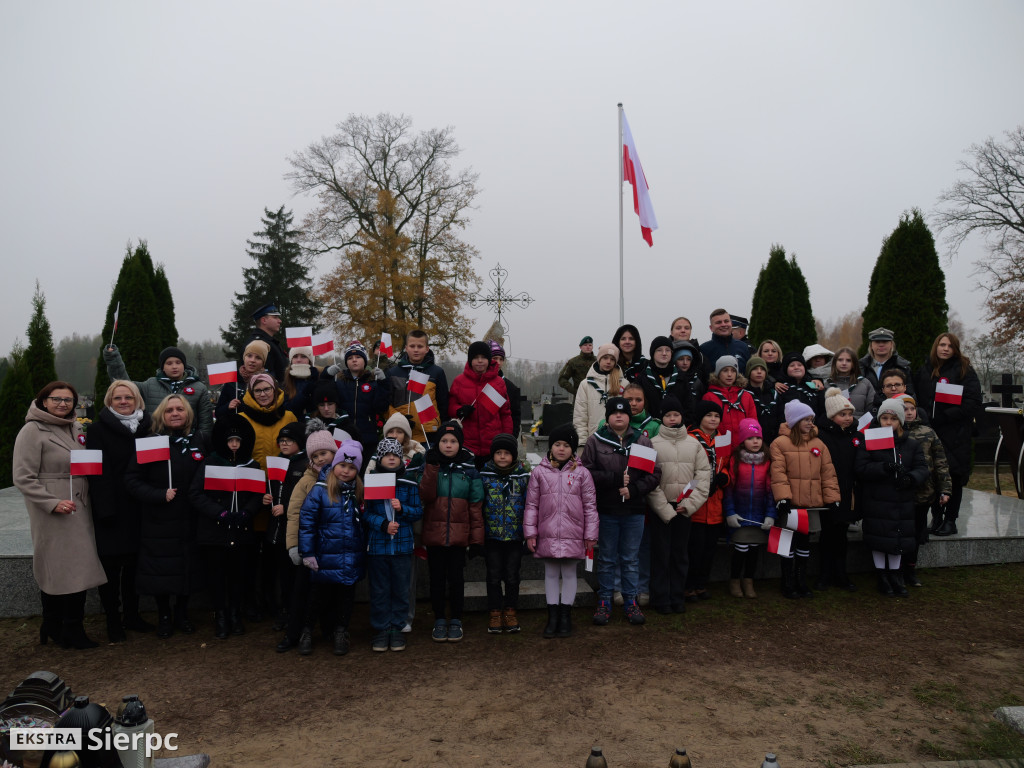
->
xmin=617 ymin=102 xmax=624 ymax=327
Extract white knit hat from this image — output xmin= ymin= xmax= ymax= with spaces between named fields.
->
xmin=824 ymin=387 xmax=854 ymax=419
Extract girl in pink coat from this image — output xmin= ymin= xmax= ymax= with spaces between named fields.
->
xmin=524 ymin=423 xmax=598 ymax=640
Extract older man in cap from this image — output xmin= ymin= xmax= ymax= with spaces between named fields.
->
xmin=248 ymin=303 xmax=288 ymax=383
xmin=558 ymin=336 xmax=596 ymax=399
xmin=860 ymin=327 xmax=915 ymax=404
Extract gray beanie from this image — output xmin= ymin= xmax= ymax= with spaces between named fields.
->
xmin=714 ymin=356 xmax=739 ymax=376
xmin=876 ymin=398 xmax=906 ymax=426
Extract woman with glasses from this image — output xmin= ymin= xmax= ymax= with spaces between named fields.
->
xmin=13 ymin=381 xmax=107 ymax=649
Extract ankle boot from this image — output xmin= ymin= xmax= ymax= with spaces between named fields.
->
xmin=876 ymin=569 xmax=895 ymax=597
xmin=556 ymin=604 xmax=573 ymax=638
xmin=779 ymin=558 xmax=797 ymax=599
xmin=214 ymin=610 xmax=229 ymax=639
xmin=298 ymin=626 xmax=313 ymax=656
xmin=729 ymin=578 xmax=744 ymax=598
xmin=502 ymin=607 xmax=521 ymax=633
xmin=888 ymin=569 xmax=909 ymax=598
xmin=106 ymin=613 xmax=126 ymax=643
xmin=929 ymin=512 xmax=944 ymax=534
xmin=156 ymin=614 xmax=174 ymax=639
xmin=333 ymin=627 xmax=350 ymax=656
xmin=62 ymin=621 xmax=99 ymax=650
xmin=39 ymin=592 xmax=62 ymax=646
xmin=794 ymin=558 xmax=814 ymax=598
xmin=935 ymin=519 xmax=958 ymax=537
xmin=229 ymin=608 xmax=245 ymax=636
xmin=487 ymin=609 xmax=503 ymax=634
xmin=543 ymin=604 xmax=559 ymax=639
xmin=741 ymin=578 xmax=757 ymax=599
xmin=174 ymin=604 xmax=195 ymax=634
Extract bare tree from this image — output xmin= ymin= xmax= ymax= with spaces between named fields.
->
xmin=934 ymin=125 xmax=1024 ymax=344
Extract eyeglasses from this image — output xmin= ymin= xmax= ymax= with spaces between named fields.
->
xmin=882 ymin=383 xmax=905 ymax=390
xmin=47 ymin=397 xmax=74 ymax=405
xmin=252 ymin=387 xmax=275 ymax=396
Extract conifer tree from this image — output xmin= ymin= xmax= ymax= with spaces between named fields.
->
xmin=0 ymin=346 xmax=37 ymax=487
xmin=861 ymin=209 xmax=948 ymax=367
xmin=788 ymin=255 xmax=817 ymax=350
xmin=25 ymin=281 xmax=58 ymax=393
xmin=748 ymin=245 xmax=796 ymax=351
xmin=151 ymin=264 xmax=179 ymax=348
xmin=221 ymin=206 xmax=317 ymax=358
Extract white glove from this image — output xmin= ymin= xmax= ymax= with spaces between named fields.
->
xmin=326 ymin=364 xmax=341 ymax=377
xmin=288 ymin=546 xmax=300 ymax=566
xmin=726 ymin=514 xmax=741 ymax=529
xmin=372 ymin=367 xmax=385 ymax=381
xmin=761 ymin=518 xmax=774 ymax=531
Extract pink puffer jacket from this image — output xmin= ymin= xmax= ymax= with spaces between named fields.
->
xmin=524 ymin=456 xmax=599 ymax=560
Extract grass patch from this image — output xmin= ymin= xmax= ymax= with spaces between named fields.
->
xmin=913 ymin=680 xmax=971 ymax=712
xmin=959 ymin=720 xmax=1024 ymax=762
xmin=828 ymin=740 xmax=885 ymax=766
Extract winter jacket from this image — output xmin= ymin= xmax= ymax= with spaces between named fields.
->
xmin=363 ymin=467 xmax=423 ymax=556
xmin=384 ymin=348 xmax=449 ymax=439
xmin=816 ymin=419 xmax=861 ymax=522
xmin=687 ymin=427 xmax=730 ymax=525
xmin=700 ymin=334 xmax=751 ymax=378
xmin=286 ymin=464 xmax=321 ymax=550
xmin=13 ymin=403 xmax=107 ymax=595
xmin=580 ymin=424 xmax=661 ymax=516
xmin=639 ymin=361 xmax=679 ymax=415
xmin=419 ymin=452 xmax=485 ymax=547
xmin=523 ymin=456 xmax=598 ymax=559
xmin=335 ymin=367 xmax=389 ymax=462
xmin=573 ymin=363 xmax=624 ymax=446
xmin=479 ymin=459 xmax=531 ymax=541
xmin=914 ymin=360 xmax=982 ymax=477
xmin=86 ymin=407 xmax=154 ymax=556
xmin=238 ymin=389 xmax=299 ymax=471
xmin=596 ymin=409 xmax=661 ymax=439
xmin=299 ymin=471 xmax=366 ymax=584
xmin=723 ymin=451 xmax=775 ymax=527
xmin=646 ymin=424 xmax=712 ymax=523
xmin=827 ymin=375 xmax=875 ymax=419
xmin=558 ymin=352 xmax=597 ymax=396
xmin=905 ymin=419 xmax=952 ymax=505
xmin=365 ymin=415 xmax=426 ymax=474
xmin=247 ymin=327 xmax=288 ymax=383
xmin=774 ymin=377 xmax=825 ymax=425
xmin=124 ymin=429 xmax=207 ymax=595
xmin=855 ymin=430 xmax=928 ymax=555
xmin=745 ymin=382 xmax=780 ymax=446
xmin=282 ymin=365 xmax=321 ymax=418
xmin=703 ymin=385 xmax=757 ymax=461
xmin=665 ymin=342 xmax=705 ymax=427
xmin=448 ymin=361 xmax=514 ymax=457
xmin=266 ymin=450 xmax=308 ymax=548
xmin=769 ymin=431 xmax=841 ymax=509
xmin=860 ymin=352 xmax=915 ymax=409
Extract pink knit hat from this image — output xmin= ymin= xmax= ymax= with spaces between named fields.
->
xmin=735 ymin=418 xmax=763 ymax=446
xmin=248 ymin=373 xmax=277 ymax=394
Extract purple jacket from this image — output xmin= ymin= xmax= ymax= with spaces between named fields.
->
xmin=524 ymin=456 xmax=599 ymax=560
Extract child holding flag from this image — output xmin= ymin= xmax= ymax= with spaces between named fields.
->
xmin=448 ymin=341 xmax=514 ymax=469
xmin=769 ymin=401 xmax=841 ymax=598
xmin=328 ymin=341 xmax=389 ymax=471
xmin=265 ymin=422 xmax=307 ymax=631
xmin=816 ymin=388 xmax=862 ymax=591
xmin=855 ymin=399 xmax=928 ymax=597
xmin=684 ymin=401 xmax=730 ymax=602
xmin=364 ymin=438 xmax=423 ymax=652
xmin=384 ymin=329 xmax=449 ymax=447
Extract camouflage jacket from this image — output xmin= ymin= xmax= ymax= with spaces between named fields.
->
xmin=906 ymin=419 xmax=952 ymax=504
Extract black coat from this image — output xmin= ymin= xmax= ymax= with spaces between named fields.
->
xmin=666 ymin=371 xmax=706 ymax=428
xmin=124 ymin=431 xmax=207 ymax=595
xmin=855 ymin=430 xmax=928 ymax=555
xmin=817 ymin=419 xmax=860 ymax=522
xmin=86 ymin=408 xmax=153 ymax=556
xmin=500 ymin=372 xmax=522 ymax=438
xmin=266 ymin=451 xmax=308 ymax=548
xmin=914 ymin=360 xmax=982 ymax=477
xmin=745 ymin=383 xmax=779 ymax=446
xmin=248 ymin=328 xmax=289 ymax=383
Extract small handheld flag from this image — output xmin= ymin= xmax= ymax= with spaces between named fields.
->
xmin=627 ymin=443 xmax=657 ymax=474
xmin=407 ymin=370 xmax=430 ymax=395
xmin=783 ymin=508 xmax=810 ymax=535
xmin=934 ymin=382 xmax=964 ymax=405
xmin=379 ymin=332 xmax=393 ymax=358
xmin=364 ymin=473 xmax=397 ymax=501
xmin=266 ymin=456 xmax=290 ymax=483
xmin=311 ymin=332 xmax=335 ymax=357
xmin=413 ymin=395 xmax=438 ymax=425
xmin=204 ymin=466 xmax=236 ymax=492
xmin=675 ymin=478 xmax=697 ymax=503
xmin=285 ymin=327 xmax=313 ymax=348
xmin=479 ymin=383 xmax=507 ymax=414
xmin=857 ymin=413 xmax=873 ymax=433
xmin=768 ymin=527 xmax=793 ymax=557
xmin=333 ymin=428 xmax=354 ymax=448
xmin=235 ymin=467 xmax=267 ymax=494
xmin=108 ymin=301 xmax=120 ymax=347
xmin=714 ymin=431 xmax=732 ymax=450
xmin=136 ymin=436 xmax=170 ymax=464
xmin=864 ymin=426 xmax=895 ymax=451
xmin=70 ymin=450 xmax=103 ymax=476
xmin=208 ymin=361 xmax=237 ymax=386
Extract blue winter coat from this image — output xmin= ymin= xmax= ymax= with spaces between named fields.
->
xmin=299 ymin=470 xmax=366 ymax=585
xmin=722 ymin=453 xmax=775 ymax=527
xmin=364 ymin=469 xmax=423 ymax=556
xmin=479 ymin=459 xmax=530 ymax=541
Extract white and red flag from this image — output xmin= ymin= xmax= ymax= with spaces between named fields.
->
xmin=364 ymin=473 xmax=397 ymax=501
xmin=112 ymin=302 xmax=120 ymax=335
xmin=207 ymin=361 xmax=237 ymax=386
xmin=266 ymin=456 xmax=290 ymax=483
xmin=768 ymin=527 xmax=793 ymax=557
xmin=627 ymin=443 xmax=658 ymax=474
xmin=857 ymin=413 xmax=873 ymax=433
xmin=136 ymin=435 xmax=170 ymax=464
xmin=621 ymin=109 xmax=659 ymax=247
xmin=285 ymin=327 xmax=313 ymax=348
xmin=714 ymin=431 xmax=732 ymax=450
xmin=864 ymin=427 xmax=895 ymax=451
xmin=204 ymin=466 xmax=236 ymax=493
xmin=70 ymin=450 xmax=103 ymax=476
xmin=379 ymin=333 xmax=393 ymax=358
xmin=333 ymin=428 xmax=354 ymax=448
xmin=407 ymin=370 xmax=430 ymax=395
xmin=311 ymin=332 xmax=334 ymax=357
xmin=413 ymin=395 xmax=438 ymax=425
xmin=675 ymin=478 xmax=697 ymax=503
xmin=935 ymin=382 xmax=964 ymax=405
xmin=236 ymin=467 xmax=266 ymax=494
xmin=784 ymin=508 xmax=810 ymax=535
xmin=479 ymin=383 xmax=506 ymax=414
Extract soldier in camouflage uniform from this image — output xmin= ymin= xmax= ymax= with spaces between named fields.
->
xmin=557 ymin=336 xmax=596 ymax=400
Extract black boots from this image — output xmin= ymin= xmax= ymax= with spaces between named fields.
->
xmin=229 ymin=608 xmax=245 ymax=636
xmin=888 ymin=569 xmax=909 ymax=598
xmin=779 ymin=559 xmax=797 ymax=599
xmin=929 ymin=511 xmax=944 ymax=534
xmin=298 ymin=626 xmax=313 ymax=656
xmin=876 ymin=569 xmax=895 ymax=596
xmin=934 ymin=519 xmax=958 ymax=537
xmin=333 ymin=627 xmax=350 ymax=656
xmin=214 ymin=610 xmax=229 ymax=640
xmin=794 ymin=557 xmax=814 ymax=598
xmin=156 ymin=614 xmax=174 ymax=639
xmin=174 ymin=602 xmax=195 ymax=634
xmin=60 ymin=593 xmax=98 ymax=649
xmin=543 ymin=604 xmax=559 ymax=639
xmin=556 ymin=604 xmax=573 ymax=638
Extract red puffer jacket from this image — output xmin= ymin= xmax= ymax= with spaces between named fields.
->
xmin=448 ymin=361 xmax=514 ymax=457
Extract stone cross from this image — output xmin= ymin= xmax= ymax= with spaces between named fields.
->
xmin=991 ymin=373 xmax=1023 ymax=408
xmin=469 ymin=263 xmax=534 ymax=339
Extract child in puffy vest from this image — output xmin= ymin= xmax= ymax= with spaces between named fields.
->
xmin=685 ymin=400 xmax=731 ymax=601
xmin=480 ymin=433 xmax=531 ymax=635
xmin=722 ymin=418 xmax=775 ymax=599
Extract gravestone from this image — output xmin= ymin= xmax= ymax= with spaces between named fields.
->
xmin=988 ymin=373 xmax=1024 ymax=498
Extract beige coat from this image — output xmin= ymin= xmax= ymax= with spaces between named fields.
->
xmin=769 ymin=433 xmax=841 ymax=509
xmin=285 ymin=465 xmax=320 ymax=549
xmin=573 ymin=366 xmax=623 ymax=446
xmin=13 ymin=403 xmax=107 ymax=595
xmin=646 ymin=425 xmax=713 ymax=522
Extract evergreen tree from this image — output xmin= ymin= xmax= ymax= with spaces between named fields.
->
xmin=748 ymin=245 xmax=796 ymax=352
xmin=0 ymin=346 xmax=37 ymax=487
xmin=151 ymin=264 xmax=179 ymax=347
xmin=788 ymin=255 xmax=817 ymax=350
xmin=94 ymin=244 xmax=161 ymax=397
xmin=861 ymin=209 xmax=948 ymax=367
xmin=221 ymin=206 xmax=317 ymax=358
xmin=25 ymin=281 xmax=58 ymax=392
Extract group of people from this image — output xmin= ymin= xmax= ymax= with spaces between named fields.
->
xmin=11 ymin=303 xmax=982 ymax=654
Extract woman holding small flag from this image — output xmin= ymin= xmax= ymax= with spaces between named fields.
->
xmin=14 ymin=381 xmax=107 ymax=649
xmin=914 ymin=333 xmax=982 ymax=537
xmin=281 ymin=346 xmax=321 ymax=418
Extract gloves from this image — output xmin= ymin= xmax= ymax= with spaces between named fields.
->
xmin=302 ymin=556 xmax=319 ymax=571
xmin=219 ymin=510 xmax=230 ymax=519
xmin=455 ymin=404 xmax=474 ymax=421
xmin=288 ymin=547 xmax=300 ymax=566
xmin=776 ymin=499 xmax=791 ymax=516
xmin=326 ymin=364 xmax=341 ymax=377
xmin=425 ymin=448 xmax=443 ymax=466
xmin=761 ymin=518 xmax=774 ymax=531
xmin=715 ymin=472 xmax=729 ymax=490
xmin=726 ymin=514 xmax=741 ymax=529
xmin=467 ymin=544 xmax=484 ymax=560
xmin=372 ymin=367 xmax=385 ymax=381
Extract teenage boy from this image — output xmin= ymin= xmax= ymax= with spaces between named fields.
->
xmin=385 ymin=330 xmax=449 ymax=447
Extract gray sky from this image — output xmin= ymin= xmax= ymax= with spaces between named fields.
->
xmin=2 ymin=1 xmax=1021 ymax=367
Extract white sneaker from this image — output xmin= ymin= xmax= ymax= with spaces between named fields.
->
xmin=638 ymin=593 xmax=650 ymax=607
xmin=613 ymin=591 xmax=624 ymax=606
xmin=401 ymin=622 xmax=412 ymax=634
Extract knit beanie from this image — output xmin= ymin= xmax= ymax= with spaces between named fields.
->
xmin=736 ymin=417 xmax=762 ymax=444
xmin=277 ymin=421 xmax=306 ymax=448
xmin=781 ymin=351 xmax=806 ymax=370
xmin=649 ymin=335 xmax=673 ymax=359
xmin=159 ymin=346 xmax=187 ymax=369
xmin=784 ymin=399 xmax=815 ymax=428
xmin=248 ymin=373 xmax=277 ymax=395
xmin=375 ymin=437 xmax=404 ymax=460
xmin=745 ymin=356 xmax=767 ymax=377
xmin=596 ymin=343 xmax=619 ymax=362
xmin=289 ymin=346 xmax=314 ymax=364
xmin=877 ymin=398 xmax=906 ymax=426
xmin=467 ymin=341 xmax=492 ymax=362
xmin=548 ymin=422 xmax=579 ymax=455
xmin=438 ymin=420 xmax=464 ymax=448
xmin=693 ymin=400 xmax=723 ymax=424
xmin=311 ymin=380 xmax=339 ymax=405
xmin=714 ymin=355 xmax=739 ymax=377
xmin=332 ymin=439 xmax=363 ymax=471
xmin=304 ymin=425 xmax=337 ymax=457
xmin=490 ymin=433 xmax=518 ymax=460
xmin=381 ymin=412 xmax=412 ymax=440
xmin=660 ymin=395 xmax=684 ymax=420
xmin=344 ymin=341 xmax=369 ymax=364
xmin=243 ymin=340 xmax=269 ymax=364
xmin=896 ymin=393 xmax=916 ymax=407
xmin=824 ymin=387 xmax=855 ymax=419
xmin=488 ymin=340 xmax=506 ymax=359
xmin=605 ymin=396 xmax=629 ymax=419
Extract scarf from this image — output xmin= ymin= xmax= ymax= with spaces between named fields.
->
xmin=113 ymin=408 xmax=144 ymax=434
xmin=737 ymin=448 xmax=767 ymax=466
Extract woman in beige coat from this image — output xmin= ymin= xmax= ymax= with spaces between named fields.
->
xmin=13 ymin=381 xmax=107 ymax=649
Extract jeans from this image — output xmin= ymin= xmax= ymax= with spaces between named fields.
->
xmin=367 ymin=555 xmax=413 ymax=632
xmin=484 ymin=539 xmax=523 ymax=610
xmin=597 ymin=514 xmax=645 ymax=602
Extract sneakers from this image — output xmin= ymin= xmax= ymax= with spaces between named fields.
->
xmin=593 ymin=600 xmax=611 ymax=626
xmin=502 ymin=608 xmax=521 ymax=633
xmin=488 ymin=610 xmax=503 ymax=634
xmin=638 ymin=592 xmax=650 ymax=607
xmin=447 ymin=619 xmax=464 ymax=642
xmin=390 ymin=631 xmax=406 ymax=652
xmin=401 ymin=622 xmax=412 ymax=634
xmin=372 ymin=631 xmax=389 ymax=652
xmin=612 ymin=591 xmax=624 ymax=606
xmin=624 ymin=599 xmax=646 ymax=625
xmin=432 ymin=619 xmax=449 ymax=642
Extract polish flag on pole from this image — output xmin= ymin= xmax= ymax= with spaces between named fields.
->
xmin=675 ymin=478 xmax=697 ymax=503
xmin=407 ymin=370 xmax=430 ymax=395
xmin=768 ymin=527 xmax=793 ymax=557
xmin=935 ymin=382 xmax=964 ymax=405
xmin=379 ymin=333 xmax=393 ymax=358
xmin=236 ymin=467 xmax=267 ymax=494
xmin=311 ymin=332 xmax=334 ymax=357
xmin=136 ymin=436 xmax=170 ymax=464
xmin=864 ymin=426 xmax=895 ymax=451
xmin=204 ymin=466 xmax=236 ymax=492
xmin=364 ymin=473 xmax=397 ymax=500
xmin=333 ymin=428 xmax=354 ymax=448
xmin=70 ymin=450 xmax=103 ymax=476
xmin=266 ymin=456 xmax=290 ymax=483
xmin=479 ymin=383 xmax=507 ymax=414
xmin=784 ymin=508 xmax=810 ymax=535
xmin=714 ymin=431 xmax=732 ymax=449
xmin=207 ymin=361 xmax=237 ymax=386
xmin=627 ymin=443 xmax=658 ymax=474
xmin=286 ymin=327 xmax=313 ymax=348
xmin=414 ymin=395 xmax=438 ymax=425
xmin=857 ymin=413 xmax=873 ymax=433
xmin=621 ymin=109 xmax=658 ymax=247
